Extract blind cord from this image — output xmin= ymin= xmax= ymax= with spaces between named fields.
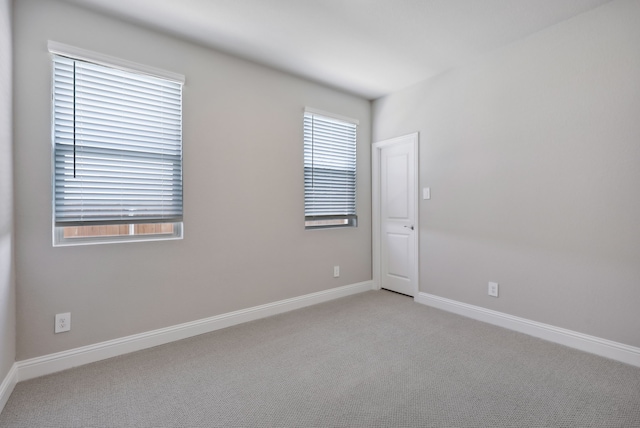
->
xmin=73 ymin=60 xmax=76 ymax=178
xmin=311 ymin=115 xmax=314 ymax=189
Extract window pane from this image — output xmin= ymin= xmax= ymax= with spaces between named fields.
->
xmin=134 ymin=223 xmax=175 ymax=235
xmin=304 ymin=111 xmax=357 ymax=229
xmin=51 ymin=50 xmax=183 ymax=246
xmin=62 ymin=223 xmax=175 ymax=239
xmin=63 ymin=224 xmax=129 ymax=238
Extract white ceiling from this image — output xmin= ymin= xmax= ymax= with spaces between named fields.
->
xmin=63 ymin=0 xmax=612 ymax=100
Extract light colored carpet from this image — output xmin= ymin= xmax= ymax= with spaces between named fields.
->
xmin=1 ymin=290 xmax=639 ymax=428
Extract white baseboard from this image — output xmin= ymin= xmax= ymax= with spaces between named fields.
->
xmin=415 ymin=292 xmax=640 ymax=367
xmin=0 ymin=363 xmax=17 ymax=414
xmin=17 ymin=281 xmax=374 ymax=382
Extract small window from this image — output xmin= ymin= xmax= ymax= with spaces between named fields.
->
xmin=50 ymin=44 xmax=184 ymax=245
xmin=304 ymin=110 xmax=358 ymax=229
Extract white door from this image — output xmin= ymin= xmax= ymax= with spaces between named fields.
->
xmin=374 ymin=134 xmax=418 ymax=297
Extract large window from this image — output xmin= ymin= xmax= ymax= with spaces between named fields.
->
xmin=304 ymin=109 xmax=358 ymax=229
xmin=50 ymin=43 xmax=184 ymax=245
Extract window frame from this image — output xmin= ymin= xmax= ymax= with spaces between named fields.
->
xmin=49 ymin=42 xmax=185 ymax=246
xmin=303 ymin=108 xmax=358 ymax=230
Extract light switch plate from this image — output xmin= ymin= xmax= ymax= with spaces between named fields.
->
xmin=423 ymin=187 xmax=431 ymax=200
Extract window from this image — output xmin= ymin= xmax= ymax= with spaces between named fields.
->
xmin=50 ymin=42 xmax=184 ymax=245
xmin=304 ymin=109 xmax=358 ymax=229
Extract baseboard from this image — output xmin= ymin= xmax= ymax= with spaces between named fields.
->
xmin=415 ymin=292 xmax=640 ymax=367
xmin=17 ymin=281 xmax=374 ymax=382
xmin=0 ymin=363 xmax=18 ymax=414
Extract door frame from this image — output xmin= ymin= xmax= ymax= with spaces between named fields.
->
xmin=372 ymin=132 xmax=420 ymax=297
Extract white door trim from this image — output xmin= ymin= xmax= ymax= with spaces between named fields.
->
xmin=372 ymin=133 xmax=419 ymax=296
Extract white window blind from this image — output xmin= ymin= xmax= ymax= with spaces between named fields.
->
xmin=304 ymin=111 xmax=357 ymax=228
xmin=52 ymin=55 xmax=183 ymax=227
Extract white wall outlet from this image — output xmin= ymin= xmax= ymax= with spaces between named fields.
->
xmin=333 ymin=265 xmax=340 ymax=278
xmin=55 ymin=312 xmax=71 ymax=333
xmin=488 ymin=282 xmax=499 ymax=297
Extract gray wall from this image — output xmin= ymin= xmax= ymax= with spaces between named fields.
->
xmin=0 ymin=0 xmax=15 ymax=381
xmin=373 ymin=0 xmax=640 ymax=347
xmin=13 ymin=0 xmax=371 ymax=360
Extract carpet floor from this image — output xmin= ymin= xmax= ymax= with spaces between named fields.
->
xmin=1 ymin=290 xmax=639 ymax=427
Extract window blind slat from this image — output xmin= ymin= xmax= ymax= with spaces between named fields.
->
xmin=53 ymin=55 xmax=183 ymax=226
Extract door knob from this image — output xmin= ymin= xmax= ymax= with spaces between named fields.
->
xmin=403 ymin=225 xmax=414 ymax=230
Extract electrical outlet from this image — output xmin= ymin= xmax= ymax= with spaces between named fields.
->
xmin=488 ymin=282 xmax=499 ymax=298
xmin=55 ymin=312 xmax=71 ymax=333
xmin=333 ymin=265 xmax=340 ymax=278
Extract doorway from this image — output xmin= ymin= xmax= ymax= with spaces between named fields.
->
xmin=372 ymin=133 xmax=419 ymax=297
